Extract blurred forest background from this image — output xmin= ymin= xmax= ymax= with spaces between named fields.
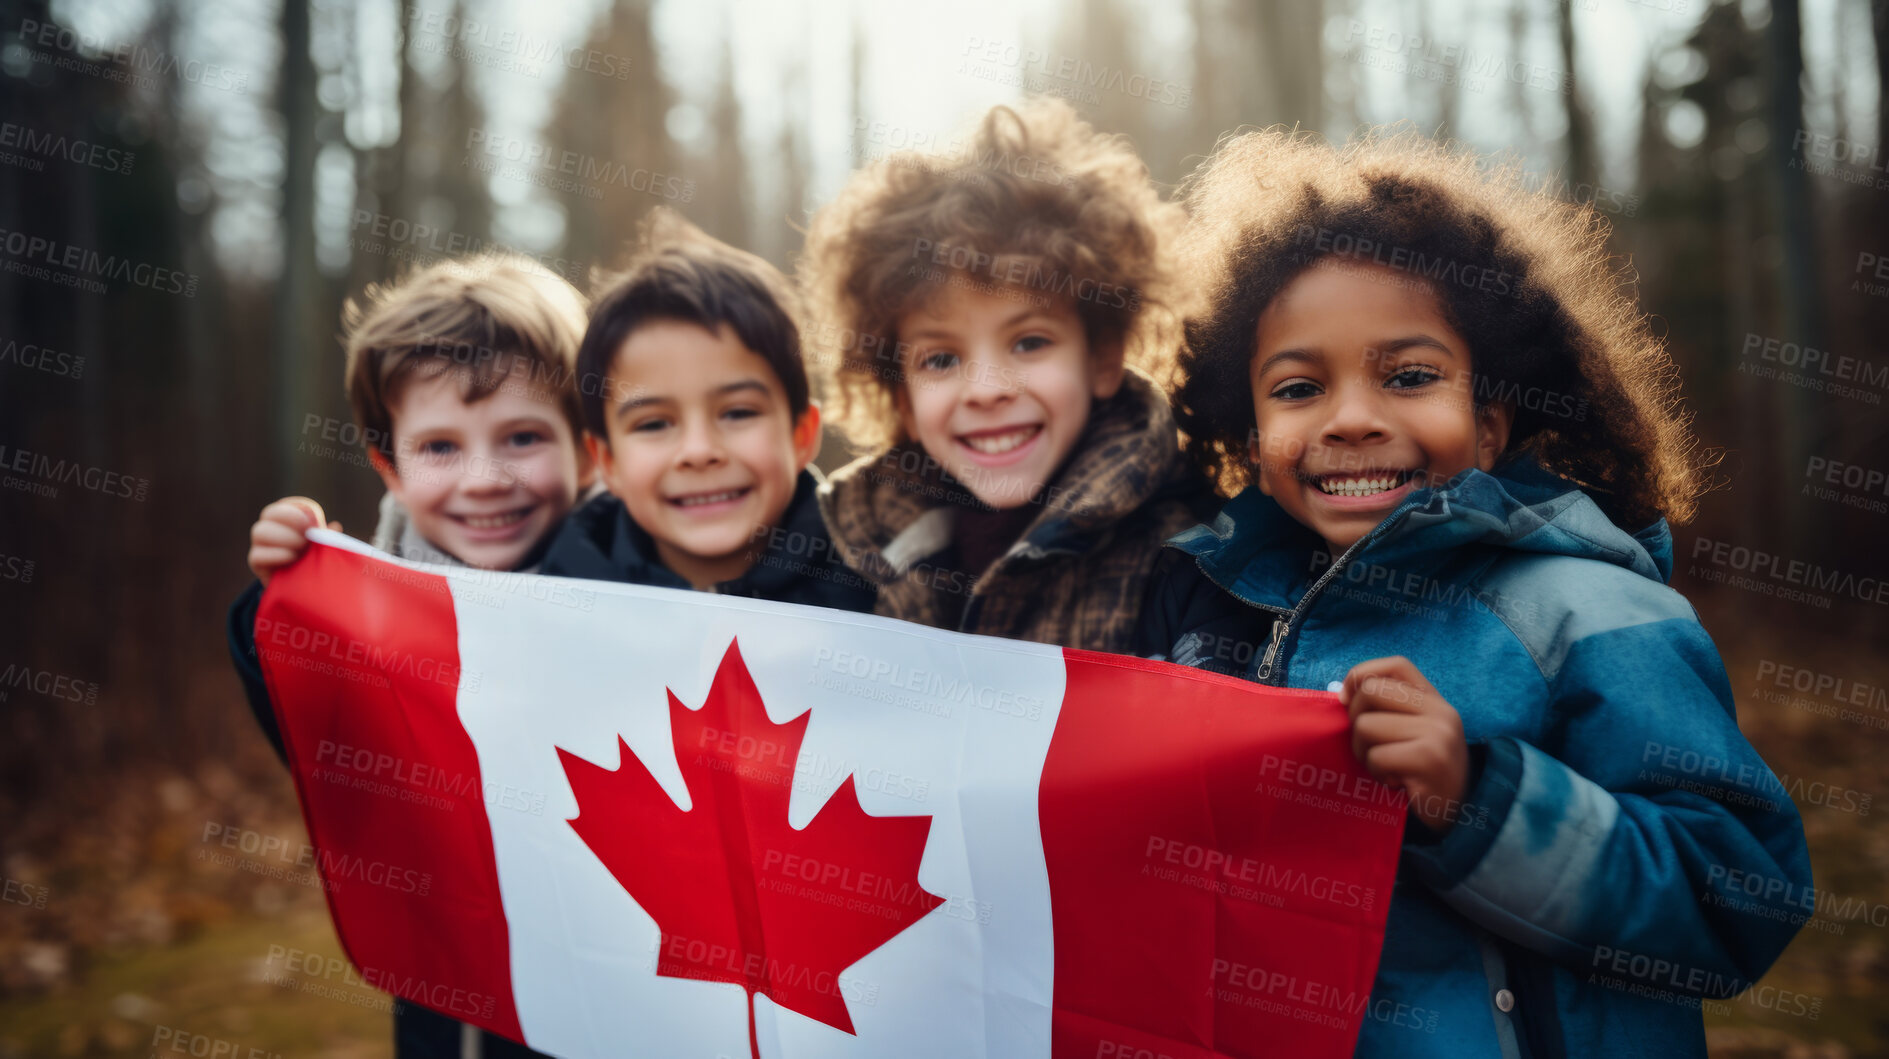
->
xmin=1 ymin=0 xmax=1887 ymax=1054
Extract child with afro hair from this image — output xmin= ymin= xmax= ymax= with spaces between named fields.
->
xmin=1142 ymin=128 xmax=1810 ymax=1058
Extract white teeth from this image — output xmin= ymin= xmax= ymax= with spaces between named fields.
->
xmin=675 ymin=489 xmax=745 ymax=507
xmin=1315 ymin=474 xmax=1407 ymax=497
xmin=461 ymin=510 xmax=528 ymax=529
xmin=963 ymin=426 xmax=1039 ymax=454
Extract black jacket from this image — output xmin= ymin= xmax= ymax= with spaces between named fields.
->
xmin=539 ymin=470 xmax=878 ymax=613
xmin=1131 ymin=543 xmax=1273 ymax=672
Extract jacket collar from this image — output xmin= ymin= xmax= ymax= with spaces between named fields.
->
xmin=1168 ymin=455 xmax=1673 ymax=609
xmin=370 ymin=489 xmax=566 ymax=573
xmin=822 ymin=368 xmax=1198 ymax=581
xmin=555 ymin=470 xmax=840 ymax=595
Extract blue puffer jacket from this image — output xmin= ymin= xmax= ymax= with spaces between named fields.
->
xmin=1139 ymin=458 xmax=1812 ymax=1059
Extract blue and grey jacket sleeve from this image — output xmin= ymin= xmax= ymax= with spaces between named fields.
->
xmin=1403 ymin=606 xmax=1812 ymax=998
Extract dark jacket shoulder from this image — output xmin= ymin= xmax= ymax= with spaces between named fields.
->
xmin=226 ymin=580 xmax=282 ymax=760
xmin=1132 ymin=543 xmax=1267 ymax=672
xmin=541 ymin=470 xmax=877 ymax=614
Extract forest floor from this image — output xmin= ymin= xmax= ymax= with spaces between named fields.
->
xmin=0 ymin=760 xmax=391 ymax=1058
xmin=0 ymin=607 xmax=1882 ymax=1058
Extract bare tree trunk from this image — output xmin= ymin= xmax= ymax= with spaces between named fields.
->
xmin=1763 ymin=0 xmax=1821 ymax=552
xmin=1421 ymin=0 xmax=1459 ymax=137
xmin=764 ymin=62 xmax=809 ymax=266
xmin=1875 ymin=0 xmax=1889 ymax=155
xmin=703 ymin=33 xmax=748 ymax=250
xmin=1505 ymin=2 xmax=1535 ymax=151
xmin=1557 ymin=0 xmax=1594 ymax=186
xmin=272 ymin=0 xmax=321 ymax=498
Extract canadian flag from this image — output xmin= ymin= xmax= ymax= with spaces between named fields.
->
xmin=256 ymin=531 xmax=1403 ymax=1059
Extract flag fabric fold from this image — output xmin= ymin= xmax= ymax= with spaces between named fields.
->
xmin=257 ymin=530 xmax=1403 ymax=1059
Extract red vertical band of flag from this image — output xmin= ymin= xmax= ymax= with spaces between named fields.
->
xmin=256 ymin=542 xmax=525 ymax=1041
xmin=1041 ymin=651 xmax=1402 ymax=1059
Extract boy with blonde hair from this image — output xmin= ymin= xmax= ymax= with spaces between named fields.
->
xmin=228 ymin=252 xmax=589 ymax=1059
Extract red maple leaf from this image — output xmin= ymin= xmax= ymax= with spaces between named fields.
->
xmin=558 ymin=639 xmax=943 ymax=1058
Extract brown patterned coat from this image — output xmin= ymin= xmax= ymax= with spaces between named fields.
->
xmin=819 ymin=370 xmax=1215 ymax=653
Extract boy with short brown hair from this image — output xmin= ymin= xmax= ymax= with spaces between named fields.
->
xmin=538 ymin=209 xmax=873 ymax=612
xmin=229 ymin=252 xmax=589 ymax=1059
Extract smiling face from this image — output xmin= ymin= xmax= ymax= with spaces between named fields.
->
xmin=374 ymin=363 xmax=588 ymax=570
xmin=589 ymin=319 xmax=819 ymax=589
xmin=1249 ymin=260 xmax=1511 ymax=556
xmin=895 ymin=285 xmax=1124 ymax=510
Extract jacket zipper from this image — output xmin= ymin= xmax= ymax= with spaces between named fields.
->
xmin=1248 ymin=509 xmax=1416 ymax=685
xmin=1255 ymin=616 xmax=1289 ymax=681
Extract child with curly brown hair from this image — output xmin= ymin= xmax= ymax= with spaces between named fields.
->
xmin=801 ymin=98 xmax=1212 ymax=650
xmin=1140 ymin=129 xmax=1810 ymax=1058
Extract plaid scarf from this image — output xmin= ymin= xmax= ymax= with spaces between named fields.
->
xmin=819 ymin=369 xmax=1212 ymax=653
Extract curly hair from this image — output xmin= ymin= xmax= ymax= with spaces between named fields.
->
xmin=800 ymin=97 xmax=1189 ymax=450
xmin=1171 ymin=127 xmax=1706 ymax=528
